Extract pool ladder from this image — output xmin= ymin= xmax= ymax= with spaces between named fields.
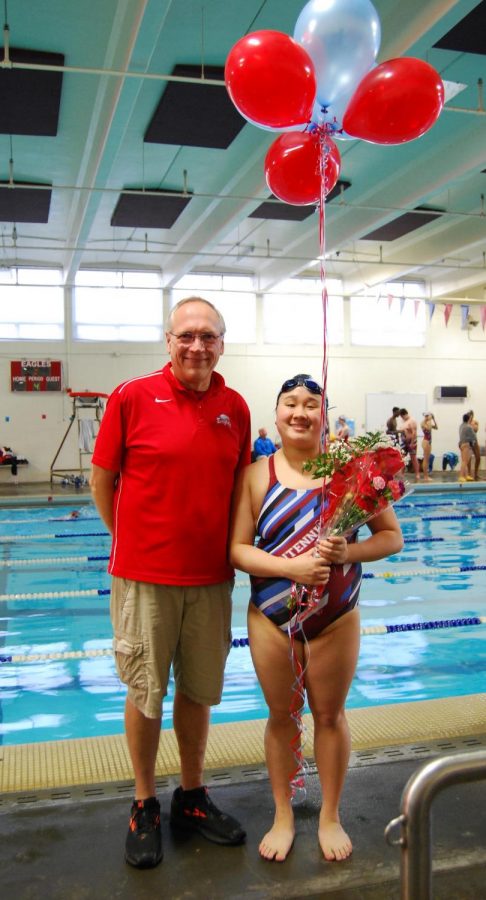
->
xmin=385 ymin=749 xmax=486 ymax=899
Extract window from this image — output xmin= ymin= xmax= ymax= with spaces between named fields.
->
xmin=0 ymin=267 xmax=63 ymax=340
xmin=350 ymin=282 xmax=426 ymax=347
xmin=171 ymin=274 xmax=256 ymax=343
xmin=263 ymin=278 xmax=344 ymax=344
xmin=73 ymin=270 xmax=163 ymax=341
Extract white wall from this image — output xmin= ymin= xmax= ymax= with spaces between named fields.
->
xmin=1 ymin=300 xmax=485 ymax=481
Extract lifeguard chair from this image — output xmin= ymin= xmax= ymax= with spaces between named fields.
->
xmin=50 ymin=390 xmax=108 ymax=485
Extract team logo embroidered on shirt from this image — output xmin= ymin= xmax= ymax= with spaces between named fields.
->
xmin=216 ymin=414 xmax=231 ymax=427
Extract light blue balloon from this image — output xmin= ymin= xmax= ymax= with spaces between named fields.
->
xmin=293 ymin=0 xmax=381 ymax=109
xmin=311 ymin=78 xmax=370 ymax=140
xmin=245 ymin=115 xmax=310 ymax=134
xmin=311 ymin=94 xmax=351 ymax=136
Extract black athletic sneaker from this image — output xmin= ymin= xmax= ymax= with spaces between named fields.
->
xmin=125 ymin=797 xmax=163 ymax=868
xmin=170 ymin=786 xmax=246 ymax=846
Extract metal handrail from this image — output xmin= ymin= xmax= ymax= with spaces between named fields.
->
xmin=384 ymin=749 xmax=486 ymax=900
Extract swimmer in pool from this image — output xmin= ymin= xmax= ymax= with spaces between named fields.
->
xmin=230 ymin=374 xmax=403 ymax=863
xmin=53 ymin=510 xmax=81 ymax=521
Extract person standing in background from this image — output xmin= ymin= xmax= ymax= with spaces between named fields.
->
xmin=398 ymin=409 xmax=420 ymax=479
xmin=468 ymin=411 xmax=480 ymax=480
xmin=254 ymin=427 xmax=277 ymax=459
xmin=90 ymin=297 xmax=250 ymax=869
xmin=420 ymin=413 xmax=437 ymax=482
xmin=386 ymin=407 xmax=401 ymax=446
xmin=458 ymin=411 xmax=476 ymax=483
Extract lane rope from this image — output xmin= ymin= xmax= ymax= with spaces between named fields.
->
xmin=0 ymin=516 xmax=99 ymax=525
xmin=0 ymin=555 xmax=109 ymax=567
xmin=394 ymin=513 xmax=486 ymax=524
xmin=1 ymin=617 xmax=485 ymax=664
xmin=363 ymin=563 xmax=486 ymax=579
xmin=3 ymin=563 xmax=486 ymax=600
xmin=1 ymin=513 xmax=485 ymax=542
xmin=0 ymin=588 xmax=110 ymax=601
xmin=0 ymin=540 xmax=459 ymax=569
xmin=398 ymin=499 xmax=485 ymax=509
xmin=0 ymin=531 xmax=109 ymax=542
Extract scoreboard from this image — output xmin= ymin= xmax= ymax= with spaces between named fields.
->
xmin=10 ymin=359 xmax=63 ymax=392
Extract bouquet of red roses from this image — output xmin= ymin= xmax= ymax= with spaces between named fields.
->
xmin=318 ymin=440 xmax=408 ymax=537
xmin=288 ymin=433 xmax=409 ymax=621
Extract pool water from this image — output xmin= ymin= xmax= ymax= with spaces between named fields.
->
xmin=0 ymin=491 xmax=485 ymax=745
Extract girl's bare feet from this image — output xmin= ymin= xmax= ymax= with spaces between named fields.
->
xmin=318 ymin=817 xmax=352 ymax=861
xmin=259 ymin=810 xmax=295 ymax=862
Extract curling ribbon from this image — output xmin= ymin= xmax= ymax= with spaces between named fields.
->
xmin=285 ymin=127 xmax=335 ymax=797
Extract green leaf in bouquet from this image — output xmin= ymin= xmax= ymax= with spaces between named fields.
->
xmin=303 ymin=430 xmax=387 ymax=480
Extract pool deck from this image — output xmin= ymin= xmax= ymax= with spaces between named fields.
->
xmin=1 ymin=701 xmax=485 ymax=899
xmin=1 ymin=478 xmax=486 ymax=897
xmin=2 ymin=694 xmax=485 ymax=795
xmin=1 ymin=762 xmax=485 ymax=900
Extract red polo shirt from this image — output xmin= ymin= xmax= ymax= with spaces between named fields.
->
xmin=92 ymin=364 xmax=251 ymax=585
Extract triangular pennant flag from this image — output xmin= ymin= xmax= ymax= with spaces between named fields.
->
xmin=460 ymin=304 xmax=470 ymax=329
xmin=400 ymin=297 xmax=406 ymax=314
xmin=414 ymin=300 xmax=420 ymax=317
xmin=444 ymin=303 xmax=453 ymax=326
xmin=481 ymin=305 xmax=486 ymax=331
xmin=427 ymin=301 xmax=435 ymax=320
xmin=387 ymin=293 xmax=394 ymax=310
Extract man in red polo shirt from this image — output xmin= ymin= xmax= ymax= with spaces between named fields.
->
xmin=90 ymin=297 xmax=251 ymax=868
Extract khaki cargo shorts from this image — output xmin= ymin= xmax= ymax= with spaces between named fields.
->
xmin=110 ymin=577 xmax=233 ymax=719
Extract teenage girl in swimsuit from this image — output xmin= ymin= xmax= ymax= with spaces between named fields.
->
xmin=230 ymin=375 xmax=403 ymax=863
xmin=420 ymin=413 xmax=437 ymax=482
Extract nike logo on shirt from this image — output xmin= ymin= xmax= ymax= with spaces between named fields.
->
xmin=154 ymin=398 xmax=172 ymax=403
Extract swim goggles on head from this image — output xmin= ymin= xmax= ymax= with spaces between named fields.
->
xmin=279 ymin=375 xmax=322 ymax=395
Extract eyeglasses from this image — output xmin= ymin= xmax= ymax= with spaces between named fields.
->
xmin=169 ymin=331 xmax=223 ymax=347
xmin=279 ymin=376 xmax=322 ymax=396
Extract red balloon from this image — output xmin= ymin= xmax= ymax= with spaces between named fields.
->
xmin=225 ymin=30 xmax=316 ymax=129
xmin=264 ymin=132 xmax=341 ymax=206
xmin=343 ymin=58 xmax=444 ymax=144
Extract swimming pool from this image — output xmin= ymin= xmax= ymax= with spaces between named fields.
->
xmin=0 ymin=489 xmax=485 ymax=745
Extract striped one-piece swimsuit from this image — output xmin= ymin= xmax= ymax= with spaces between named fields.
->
xmin=250 ymin=455 xmax=362 ymax=641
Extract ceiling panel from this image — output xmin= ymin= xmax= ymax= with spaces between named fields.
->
xmin=0 ymin=184 xmax=52 ymax=223
xmin=111 ymin=190 xmax=192 ymax=228
xmin=362 ymin=208 xmax=444 ymax=241
xmin=0 ymin=48 xmax=64 ymax=136
xmin=144 ymin=64 xmax=245 ymax=149
xmin=0 ymin=0 xmax=484 ymax=298
xmin=433 ymin=0 xmax=486 ymax=55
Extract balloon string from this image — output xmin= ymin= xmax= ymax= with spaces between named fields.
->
xmin=317 ymin=125 xmax=331 ymax=537
xmin=288 ymin=618 xmax=310 ymax=803
xmin=286 ymin=127 xmax=333 ymax=800
xmin=287 ymin=126 xmax=333 ymax=801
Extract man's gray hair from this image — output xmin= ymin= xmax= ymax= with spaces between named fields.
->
xmin=166 ymin=296 xmax=226 ymax=334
